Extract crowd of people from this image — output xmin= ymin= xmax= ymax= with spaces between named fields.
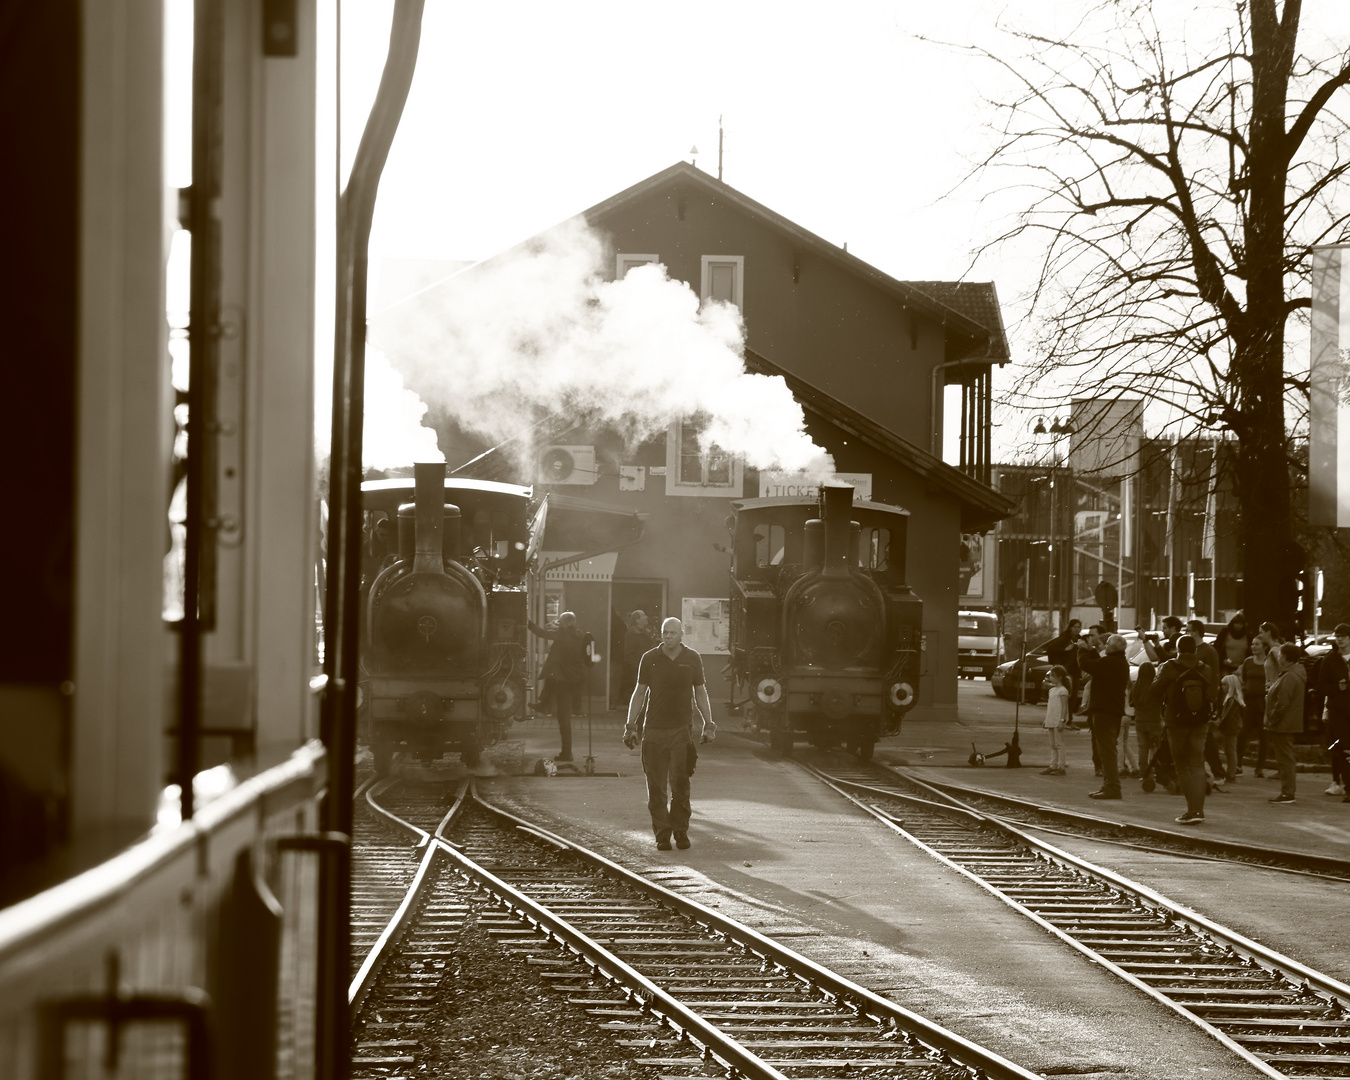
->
xmin=1035 ymin=612 xmax=1350 ymax=825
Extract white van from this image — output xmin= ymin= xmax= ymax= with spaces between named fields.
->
xmin=957 ymin=610 xmax=1002 ymax=679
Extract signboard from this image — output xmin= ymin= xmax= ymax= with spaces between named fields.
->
xmin=760 ymin=471 xmax=872 ymax=499
xmin=681 ymin=597 xmax=730 ymax=654
xmin=959 ymin=532 xmax=996 ymax=604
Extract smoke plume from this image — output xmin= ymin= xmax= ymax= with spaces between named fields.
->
xmin=368 ymin=218 xmax=835 ymax=480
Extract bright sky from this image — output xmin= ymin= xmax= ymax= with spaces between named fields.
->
xmin=166 ymin=1 xmax=1350 ymax=462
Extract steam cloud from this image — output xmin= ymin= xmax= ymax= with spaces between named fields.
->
xmin=367 ymin=218 xmax=835 ymax=481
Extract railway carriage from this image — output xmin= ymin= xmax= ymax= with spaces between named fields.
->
xmin=728 ymin=484 xmax=923 ymax=758
xmin=360 ymin=463 xmax=535 ymax=773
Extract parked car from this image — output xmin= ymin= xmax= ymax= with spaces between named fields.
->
xmin=990 ymin=631 xmax=1144 ymax=705
xmin=957 ymin=610 xmax=1002 ymax=679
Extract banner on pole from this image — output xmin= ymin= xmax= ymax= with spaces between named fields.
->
xmin=1310 ymin=245 xmax=1350 ymax=526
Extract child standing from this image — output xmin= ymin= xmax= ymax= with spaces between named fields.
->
xmin=1041 ymin=664 xmax=1070 ymax=775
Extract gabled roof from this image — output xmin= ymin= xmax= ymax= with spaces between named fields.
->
xmin=583 ymin=162 xmax=1009 ymax=363
xmin=744 ymin=349 xmax=1017 ymax=532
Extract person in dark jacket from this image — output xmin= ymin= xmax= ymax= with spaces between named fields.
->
xmin=1150 ymin=636 xmax=1216 ymax=824
xmin=1315 ymin=623 xmax=1350 ymax=798
xmin=1033 ymin=619 xmax=1083 ymax=708
xmin=528 ymin=611 xmax=592 ymax=762
xmin=1265 ymin=642 xmax=1306 ymax=804
xmin=1143 ymin=615 xmax=1184 ymax=664
xmin=1077 ymin=633 xmax=1131 ymax=799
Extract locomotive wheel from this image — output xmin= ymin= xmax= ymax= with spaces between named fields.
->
xmin=769 ymin=729 xmax=793 ymax=756
xmin=462 ymin=743 xmax=482 ymax=768
xmin=856 ymin=739 xmax=875 ymax=761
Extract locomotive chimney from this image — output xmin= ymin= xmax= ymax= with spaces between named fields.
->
xmin=821 ymin=483 xmax=854 ymax=577
xmin=413 ymin=461 xmax=447 ymax=573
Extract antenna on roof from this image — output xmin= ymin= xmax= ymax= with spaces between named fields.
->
xmin=689 ymin=144 xmax=699 ymax=169
xmin=718 ymin=115 xmax=724 ymax=181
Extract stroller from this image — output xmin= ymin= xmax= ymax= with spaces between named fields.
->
xmin=1139 ymin=735 xmax=1179 ymax=794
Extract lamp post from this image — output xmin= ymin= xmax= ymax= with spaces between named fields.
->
xmin=1032 ymin=417 xmax=1074 ymax=624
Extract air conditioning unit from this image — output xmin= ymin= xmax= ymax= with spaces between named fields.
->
xmin=537 ymin=445 xmax=597 ymax=485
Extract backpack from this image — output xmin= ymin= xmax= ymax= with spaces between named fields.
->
xmin=1168 ymin=663 xmax=1211 ymax=726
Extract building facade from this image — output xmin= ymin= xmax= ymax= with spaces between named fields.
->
xmin=377 ymin=163 xmax=1015 ymax=720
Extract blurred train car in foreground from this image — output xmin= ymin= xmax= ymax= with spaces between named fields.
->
xmin=1 ymin=2 xmax=333 ymax=1077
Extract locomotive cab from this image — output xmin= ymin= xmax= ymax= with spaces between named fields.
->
xmin=729 ymin=484 xmax=923 ymax=759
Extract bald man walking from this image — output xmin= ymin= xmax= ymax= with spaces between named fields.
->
xmin=624 ymin=618 xmax=716 ymax=850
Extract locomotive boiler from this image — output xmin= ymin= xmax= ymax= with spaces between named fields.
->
xmin=728 ymin=483 xmax=922 ymax=758
xmin=360 ymin=462 xmax=533 ymax=773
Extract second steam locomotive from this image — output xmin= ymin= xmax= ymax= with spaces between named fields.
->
xmin=360 ymin=463 xmax=534 ymax=773
xmin=728 ymin=483 xmax=923 ymax=758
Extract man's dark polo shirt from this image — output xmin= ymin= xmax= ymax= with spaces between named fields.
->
xmin=637 ymin=645 xmax=705 ymax=729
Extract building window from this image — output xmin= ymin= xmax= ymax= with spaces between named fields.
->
xmin=700 ymin=255 xmax=744 ymax=311
xmin=616 ymin=253 xmax=660 ymax=278
xmin=665 ymin=420 xmax=743 ymax=498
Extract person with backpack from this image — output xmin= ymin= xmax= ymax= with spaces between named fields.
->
xmin=1265 ymin=642 xmax=1306 ymax=804
xmin=1149 ymin=635 xmax=1216 ymax=824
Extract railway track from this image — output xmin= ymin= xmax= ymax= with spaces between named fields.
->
xmin=809 ymin=758 xmax=1350 ymax=1079
xmin=349 ymin=776 xmax=1040 ymax=1080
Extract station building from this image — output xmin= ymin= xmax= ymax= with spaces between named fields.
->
xmin=375 ymin=163 xmax=1016 ymax=721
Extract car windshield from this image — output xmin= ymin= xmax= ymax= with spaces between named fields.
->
xmin=959 ymin=615 xmax=997 ymax=635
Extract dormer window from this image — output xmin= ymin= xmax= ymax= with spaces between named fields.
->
xmin=616 ymin=253 xmax=660 ymax=278
xmin=700 ymin=255 xmax=744 ymax=311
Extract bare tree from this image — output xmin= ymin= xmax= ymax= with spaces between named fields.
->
xmin=973 ymin=0 xmax=1350 ymax=629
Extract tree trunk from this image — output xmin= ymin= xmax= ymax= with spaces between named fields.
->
xmin=1232 ymin=0 xmax=1302 ymax=634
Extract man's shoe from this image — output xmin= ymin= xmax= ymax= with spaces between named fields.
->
xmin=1175 ymin=811 xmax=1204 ymax=824
xmin=674 ymin=833 xmax=690 ymax=850
xmin=555 ymin=752 xmax=573 ymax=762
xmin=1088 ymin=790 xmax=1122 ymax=800
xmin=1269 ymin=793 xmax=1296 ymax=804
xmin=1327 ymin=783 xmax=1346 ymax=796
xmin=656 ymin=836 xmax=672 ymax=850
xmin=1040 ymin=768 xmax=1058 ymax=775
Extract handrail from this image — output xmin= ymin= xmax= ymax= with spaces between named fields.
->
xmin=0 ymin=740 xmax=326 ymax=969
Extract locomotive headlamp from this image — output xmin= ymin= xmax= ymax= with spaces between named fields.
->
xmin=889 ymin=681 xmax=914 ymax=708
xmin=755 ymin=677 xmax=783 ymax=705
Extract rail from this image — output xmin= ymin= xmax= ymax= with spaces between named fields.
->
xmin=810 ymin=760 xmax=1350 ymax=1080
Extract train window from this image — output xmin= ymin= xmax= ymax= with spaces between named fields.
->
xmin=754 ymin=523 xmax=786 ymax=567
xmin=864 ymin=528 xmax=891 ymax=571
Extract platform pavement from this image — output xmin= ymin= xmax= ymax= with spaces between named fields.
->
xmin=502 ymin=679 xmax=1350 ymax=865
xmin=486 ymin=691 xmax=1264 ymax=1079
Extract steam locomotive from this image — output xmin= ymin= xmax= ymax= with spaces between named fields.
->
xmin=360 ymin=463 xmax=536 ymax=774
xmin=728 ymin=484 xmax=923 ymax=759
